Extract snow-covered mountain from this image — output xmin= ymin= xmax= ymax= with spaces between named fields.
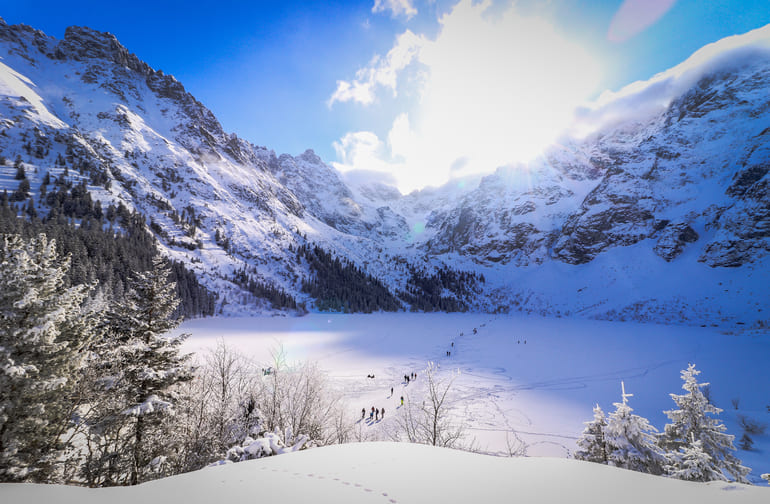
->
xmin=0 ymin=18 xmax=768 ymax=326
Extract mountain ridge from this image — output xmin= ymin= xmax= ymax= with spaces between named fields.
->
xmin=0 ymin=18 xmax=767 ymax=327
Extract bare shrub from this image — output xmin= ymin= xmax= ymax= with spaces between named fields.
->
xmin=737 ymin=414 xmax=767 ymax=436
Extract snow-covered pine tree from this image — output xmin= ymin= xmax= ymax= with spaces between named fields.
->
xmin=574 ymin=404 xmax=609 ymax=464
xmin=0 ymin=233 xmax=97 ymax=482
xmin=664 ymin=437 xmax=724 ymax=482
xmin=604 ymin=382 xmax=666 ymax=475
xmin=95 ymin=255 xmax=193 ymax=485
xmin=661 ymin=363 xmax=750 ymax=483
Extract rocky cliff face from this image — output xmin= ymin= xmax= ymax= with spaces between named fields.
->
xmin=552 ymin=63 xmax=770 ymax=267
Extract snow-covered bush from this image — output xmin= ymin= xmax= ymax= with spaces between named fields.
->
xmin=222 ymin=429 xmax=310 ymax=463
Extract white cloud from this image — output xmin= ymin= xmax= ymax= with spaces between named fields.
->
xmin=330 ymin=0 xmax=602 ymax=193
xmin=328 ymin=30 xmax=424 ymax=107
xmin=333 ymin=131 xmax=396 ymax=172
xmin=372 ymin=0 xmax=418 ymax=20
xmin=574 ymin=23 xmax=770 ymax=136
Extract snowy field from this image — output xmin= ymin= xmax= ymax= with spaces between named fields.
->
xmin=177 ymin=313 xmax=770 ymax=484
xmin=4 ymin=442 xmax=768 ymax=504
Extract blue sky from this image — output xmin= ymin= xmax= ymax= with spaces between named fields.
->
xmin=3 ymin=0 xmax=770 ymax=191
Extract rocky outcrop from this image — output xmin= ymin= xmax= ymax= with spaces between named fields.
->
xmin=653 ymin=222 xmax=699 ymax=261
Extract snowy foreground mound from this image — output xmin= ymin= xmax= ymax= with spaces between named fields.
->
xmin=2 ymin=443 xmax=767 ymax=504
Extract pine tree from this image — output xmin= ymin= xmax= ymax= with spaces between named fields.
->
xmin=661 ymin=364 xmax=750 ymax=483
xmin=664 ymin=437 xmax=724 ymax=482
xmin=0 ymin=234 xmax=97 ymax=482
xmin=92 ymin=255 xmax=193 ymax=485
xmin=604 ymin=382 xmax=666 ymax=475
xmin=574 ymin=404 xmax=609 ymax=463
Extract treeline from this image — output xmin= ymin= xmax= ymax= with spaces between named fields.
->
xmin=0 ymin=181 xmax=216 ymax=318
xmin=399 ymin=265 xmax=484 ymax=312
xmin=297 ymin=243 xmax=402 ymax=313
xmin=231 ymin=266 xmax=298 ymax=310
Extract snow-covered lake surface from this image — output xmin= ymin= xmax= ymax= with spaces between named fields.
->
xmin=177 ymin=313 xmax=770 ymax=483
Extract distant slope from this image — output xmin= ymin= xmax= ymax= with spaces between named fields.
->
xmin=2 ymin=443 xmax=768 ymax=504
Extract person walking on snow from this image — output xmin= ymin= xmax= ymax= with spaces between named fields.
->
xmin=400 ymin=396 xmax=404 ymax=406
xmin=375 ymin=408 xmax=379 ymax=421
xmin=381 ymin=407 xmax=385 ymax=418
xmin=361 ymin=407 xmax=365 ymax=419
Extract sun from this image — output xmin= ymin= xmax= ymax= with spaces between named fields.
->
xmin=400 ymin=2 xmax=602 ymax=191
xmin=332 ymin=0 xmax=603 ymax=194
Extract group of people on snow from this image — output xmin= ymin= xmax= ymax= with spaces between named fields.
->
xmin=362 ymin=406 xmax=385 ymax=421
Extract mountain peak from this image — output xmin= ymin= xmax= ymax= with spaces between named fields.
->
xmin=56 ymin=25 xmax=151 ymax=75
xmin=298 ymin=149 xmax=322 ymax=164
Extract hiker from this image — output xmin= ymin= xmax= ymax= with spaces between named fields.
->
xmin=370 ymin=407 xmax=374 ymax=420
xmin=451 ymin=342 xmax=454 ymax=348
xmin=390 ymin=386 xmax=394 ymax=396
xmin=361 ymin=407 xmax=365 ymax=419
xmin=381 ymin=407 xmax=385 ymax=418
xmin=375 ymin=408 xmax=379 ymax=421
xmin=400 ymin=396 xmax=404 ymax=406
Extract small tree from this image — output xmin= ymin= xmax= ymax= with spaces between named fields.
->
xmin=664 ymin=437 xmax=724 ymax=482
xmin=0 ymin=234 xmax=97 ymax=482
xmin=391 ymin=362 xmax=468 ymax=449
xmin=10 ymin=178 xmax=30 ymax=202
xmin=661 ymin=364 xmax=750 ymax=483
xmin=604 ymin=382 xmax=666 ymax=475
xmin=574 ymin=404 xmax=609 ymax=464
xmin=14 ymin=163 xmax=26 ymax=180
xmin=738 ymin=433 xmax=753 ymax=451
